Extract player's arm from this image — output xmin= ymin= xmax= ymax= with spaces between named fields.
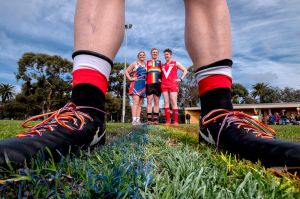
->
xmin=125 ymin=62 xmax=137 ymax=81
xmin=176 ymin=62 xmax=188 ymax=82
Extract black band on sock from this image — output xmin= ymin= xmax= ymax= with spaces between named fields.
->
xmin=153 ymin=112 xmax=159 ymax=121
xmin=147 ymin=113 xmax=152 ymax=122
xmin=72 ymin=50 xmax=114 ymax=68
xmin=71 ymin=84 xmax=105 ymax=118
xmin=194 ymin=59 xmax=233 ymax=73
xmin=200 ymin=88 xmax=233 ymax=116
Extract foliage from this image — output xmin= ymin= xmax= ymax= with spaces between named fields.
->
xmin=280 ymin=87 xmax=300 ymax=103
xmin=0 ymin=83 xmax=15 ymax=103
xmin=251 ymin=83 xmax=269 ymax=103
xmin=16 ymin=52 xmax=72 ymax=114
xmin=178 ymin=66 xmax=199 ymax=108
xmin=231 ymin=83 xmax=249 ymax=104
xmin=108 ymin=62 xmax=130 ymax=98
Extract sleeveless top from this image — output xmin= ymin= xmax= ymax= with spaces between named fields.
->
xmin=146 ymin=60 xmax=161 ymax=84
xmin=161 ymin=60 xmax=178 ymax=84
xmin=132 ymin=62 xmax=147 ymax=81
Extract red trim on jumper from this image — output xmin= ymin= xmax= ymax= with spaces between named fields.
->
xmin=164 ymin=107 xmax=170 ymax=123
xmin=198 ymin=75 xmax=232 ymax=96
xmin=73 ymin=68 xmax=108 ymax=94
xmin=173 ymin=108 xmax=179 ymax=123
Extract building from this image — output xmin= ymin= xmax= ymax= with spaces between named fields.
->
xmin=184 ymin=102 xmax=300 ymax=124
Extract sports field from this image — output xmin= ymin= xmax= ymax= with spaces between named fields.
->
xmin=0 ymin=121 xmax=299 ymax=198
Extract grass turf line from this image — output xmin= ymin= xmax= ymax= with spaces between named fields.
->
xmin=142 ymin=125 xmax=299 ymax=198
xmin=0 ymin=122 xmax=299 ymax=198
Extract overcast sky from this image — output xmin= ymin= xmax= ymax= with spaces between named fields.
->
xmin=1 ymin=0 xmax=300 ymax=93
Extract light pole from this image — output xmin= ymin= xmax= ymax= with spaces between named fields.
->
xmin=122 ymin=24 xmax=132 ymax=123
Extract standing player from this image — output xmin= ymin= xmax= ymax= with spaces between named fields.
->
xmin=161 ymin=48 xmax=187 ymax=125
xmin=146 ymin=48 xmax=162 ymax=125
xmin=125 ymin=51 xmax=147 ymax=125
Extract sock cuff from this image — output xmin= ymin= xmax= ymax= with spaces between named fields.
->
xmin=72 ymin=50 xmax=113 ymax=67
xmin=194 ymin=59 xmax=232 ymax=73
xmin=73 ymin=50 xmax=113 ymax=81
xmin=153 ymin=112 xmax=159 ymax=116
xmin=198 ymin=75 xmax=232 ymax=96
xmin=194 ymin=59 xmax=232 ymax=83
xmin=72 ymin=69 xmax=108 ymax=94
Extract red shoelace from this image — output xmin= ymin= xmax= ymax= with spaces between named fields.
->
xmin=17 ymin=102 xmax=105 ymax=138
xmin=201 ymin=109 xmax=276 ymax=147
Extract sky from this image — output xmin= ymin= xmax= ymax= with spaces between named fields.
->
xmin=0 ymin=0 xmax=300 ymax=94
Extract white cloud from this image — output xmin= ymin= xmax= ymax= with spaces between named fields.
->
xmin=0 ymin=0 xmax=300 ymax=92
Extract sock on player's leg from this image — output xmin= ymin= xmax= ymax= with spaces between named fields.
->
xmin=153 ymin=112 xmax=159 ymax=124
xmin=147 ymin=113 xmax=152 ymax=124
xmin=195 ymin=59 xmax=233 ymax=116
xmin=132 ymin=117 xmax=137 ymax=123
xmin=164 ymin=107 xmax=170 ymax=124
xmin=71 ymin=50 xmax=113 ymax=113
xmin=173 ymin=108 xmax=179 ymax=124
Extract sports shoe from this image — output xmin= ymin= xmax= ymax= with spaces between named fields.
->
xmin=199 ymin=109 xmax=300 ymax=168
xmin=164 ymin=122 xmax=171 ymax=126
xmin=152 ymin=121 xmax=159 ymax=125
xmin=173 ymin=122 xmax=179 ymax=126
xmin=146 ymin=120 xmax=153 ymax=125
xmin=132 ymin=120 xmax=138 ymax=126
xmin=0 ymin=102 xmax=106 ymax=168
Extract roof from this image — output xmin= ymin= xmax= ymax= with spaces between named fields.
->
xmin=184 ymin=102 xmax=300 ymax=111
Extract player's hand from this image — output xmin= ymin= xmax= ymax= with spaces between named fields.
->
xmin=174 ymin=79 xmax=182 ymax=82
xmin=130 ymin=77 xmax=137 ymax=81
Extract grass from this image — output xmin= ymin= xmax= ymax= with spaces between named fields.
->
xmin=0 ymin=121 xmax=299 ymax=198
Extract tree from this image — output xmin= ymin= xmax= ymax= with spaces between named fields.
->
xmin=16 ymin=52 xmax=72 ymax=113
xmin=178 ymin=66 xmax=199 ymax=108
xmin=260 ymin=86 xmax=281 ymax=103
xmin=105 ymin=92 xmax=122 ymax=121
xmin=231 ymin=83 xmax=249 ymax=104
xmin=108 ymin=62 xmax=129 ymax=98
xmin=280 ymin=87 xmax=300 ymax=102
xmin=251 ymin=83 xmax=269 ymax=103
xmin=0 ymin=83 xmax=15 ymax=103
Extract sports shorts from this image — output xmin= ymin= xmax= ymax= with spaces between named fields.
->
xmin=146 ymin=83 xmax=161 ymax=96
xmin=161 ymin=82 xmax=178 ymax=92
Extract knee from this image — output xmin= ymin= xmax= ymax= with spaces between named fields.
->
xmin=171 ymin=101 xmax=178 ymax=108
xmin=147 ymin=100 xmax=152 ymax=106
xmin=133 ymin=101 xmax=139 ymax=106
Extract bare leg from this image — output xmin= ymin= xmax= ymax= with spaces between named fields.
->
xmin=169 ymin=92 xmax=178 ymax=109
xmin=147 ymin=95 xmax=154 ymax=113
xmin=132 ymin=95 xmax=140 ymax=118
xmin=162 ymin=92 xmax=170 ymax=108
xmin=153 ymin=95 xmax=160 ymax=113
xmin=74 ymin=0 xmax=125 ymax=60
xmin=184 ymin=0 xmax=231 ymax=68
xmin=137 ymin=97 xmax=144 ymax=118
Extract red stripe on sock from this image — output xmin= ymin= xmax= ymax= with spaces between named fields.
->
xmin=164 ymin=108 xmax=170 ymax=123
xmin=198 ymin=75 xmax=232 ymax=96
xmin=73 ymin=68 xmax=108 ymax=94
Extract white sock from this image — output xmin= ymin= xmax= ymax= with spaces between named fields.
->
xmin=136 ymin=117 xmax=140 ymax=122
xmin=132 ymin=117 xmax=137 ymax=122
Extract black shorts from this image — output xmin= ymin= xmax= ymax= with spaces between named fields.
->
xmin=146 ymin=83 xmax=161 ymax=96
